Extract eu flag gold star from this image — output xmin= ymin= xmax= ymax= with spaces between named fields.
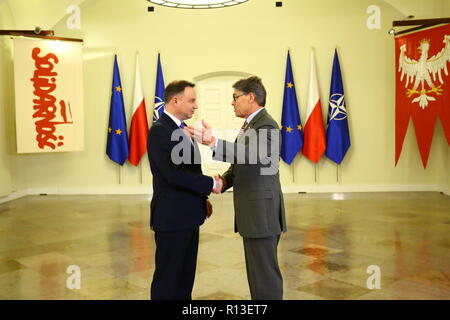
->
xmin=108 ymin=127 xmax=112 ymax=133
xmin=115 ymin=86 xmax=122 ymax=92
xmin=286 ymin=126 xmax=293 ymax=133
xmin=116 ymin=129 xmax=122 ymax=135
xmin=297 ymin=125 xmax=302 ymax=131
xmin=287 ymin=82 xmax=293 ymax=89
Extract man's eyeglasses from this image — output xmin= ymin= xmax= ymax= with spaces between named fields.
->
xmin=232 ymin=93 xmax=246 ymax=101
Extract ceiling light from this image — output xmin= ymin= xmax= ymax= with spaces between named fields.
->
xmin=147 ymin=0 xmax=249 ymax=9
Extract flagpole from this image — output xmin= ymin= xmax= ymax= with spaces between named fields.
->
xmin=139 ymin=162 xmax=143 ymax=185
xmin=118 ymin=165 xmax=121 ymax=185
xmin=292 ymin=162 xmax=295 ymax=183
xmin=336 ymin=164 xmax=339 ymax=183
xmin=314 ymin=163 xmax=317 ymax=183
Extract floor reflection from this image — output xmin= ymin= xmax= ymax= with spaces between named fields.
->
xmin=0 ymin=192 xmax=448 ymax=300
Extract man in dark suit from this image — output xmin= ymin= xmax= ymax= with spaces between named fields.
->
xmin=185 ymin=76 xmax=287 ymax=300
xmin=147 ymin=80 xmax=222 ymax=300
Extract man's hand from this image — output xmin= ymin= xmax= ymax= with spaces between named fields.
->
xmin=184 ymin=120 xmax=216 ymax=147
xmin=212 ymin=175 xmax=223 ymax=194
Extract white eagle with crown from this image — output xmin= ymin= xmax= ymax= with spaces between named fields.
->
xmin=398 ymin=34 xmax=450 ymax=109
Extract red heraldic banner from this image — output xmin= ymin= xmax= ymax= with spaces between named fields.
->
xmin=13 ymin=38 xmax=84 ymax=153
xmin=395 ymin=24 xmax=450 ymax=168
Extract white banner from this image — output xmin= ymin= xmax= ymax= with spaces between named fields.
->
xmin=13 ymin=38 xmax=84 ymax=153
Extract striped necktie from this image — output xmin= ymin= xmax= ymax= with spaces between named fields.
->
xmin=236 ymin=121 xmax=248 ymax=140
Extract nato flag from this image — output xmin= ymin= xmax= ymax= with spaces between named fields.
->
xmin=153 ymin=53 xmax=165 ymax=122
xmin=281 ymin=51 xmax=303 ymax=165
xmin=106 ymin=55 xmax=129 ymax=165
xmin=325 ymin=49 xmax=350 ymax=164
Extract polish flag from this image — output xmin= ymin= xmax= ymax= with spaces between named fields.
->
xmin=302 ymin=51 xmax=326 ymax=163
xmin=128 ymin=55 xmax=149 ymax=166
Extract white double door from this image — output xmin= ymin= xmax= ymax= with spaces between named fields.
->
xmin=191 ymin=76 xmax=244 ymax=177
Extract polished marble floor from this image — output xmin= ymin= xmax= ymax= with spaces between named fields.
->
xmin=0 ymin=192 xmax=449 ymax=300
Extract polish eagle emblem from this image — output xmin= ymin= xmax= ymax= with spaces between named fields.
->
xmin=398 ymin=35 xmax=450 ymax=108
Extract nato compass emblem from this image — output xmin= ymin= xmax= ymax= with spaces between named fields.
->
xmin=328 ymin=93 xmax=348 ymax=121
xmin=153 ymin=96 xmax=165 ymax=121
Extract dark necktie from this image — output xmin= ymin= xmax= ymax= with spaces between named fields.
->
xmin=179 ymin=122 xmax=194 ymax=145
xmin=236 ymin=121 xmax=248 ymax=140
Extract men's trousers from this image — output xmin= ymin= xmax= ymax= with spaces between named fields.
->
xmin=243 ymin=235 xmax=283 ymax=300
xmin=151 ymin=227 xmax=199 ymax=300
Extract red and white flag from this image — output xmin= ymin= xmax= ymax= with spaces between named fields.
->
xmin=302 ymin=50 xmax=326 ymax=163
xmin=128 ymin=55 xmax=149 ymax=166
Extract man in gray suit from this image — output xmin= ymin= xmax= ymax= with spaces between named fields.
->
xmin=185 ymin=76 xmax=287 ymax=300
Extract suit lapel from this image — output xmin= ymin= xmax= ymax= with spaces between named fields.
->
xmin=232 ymin=108 xmax=267 ymax=172
xmin=160 ymin=112 xmax=180 ymax=131
xmin=193 ymin=140 xmax=201 ymax=165
xmin=160 ymin=113 xmax=200 ymax=165
xmin=236 ymin=108 xmax=267 ymax=143
xmin=247 ymin=108 xmax=267 ymax=130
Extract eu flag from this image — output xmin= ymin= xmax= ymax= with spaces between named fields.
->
xmin=325 ymin=49 xmax=350 ymax=165
xmin=281 ymin=51 xmax=303 ymax=165
xmin=106 ymin=55 xmax=129 ymax=165
xmin=153 ymin=53 xmax=165 ymax=122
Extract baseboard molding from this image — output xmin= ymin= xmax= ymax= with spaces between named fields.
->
xmin=281 ymin=184 xmax=448 ymax=194
xmin=0 ymin=190 xmax=28 ymax=204
xmin=25 ymin=186 xmax=153 ymax=195
xmin=0 ymin=184 xmax=447 ymax=204
xmin=442 ymin=186 xmax=450 ymax=196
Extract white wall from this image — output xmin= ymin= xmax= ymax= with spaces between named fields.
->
xmin=0 ymin=3 xmax=16 ymax=197
xmin=384 ymin=0 xmax=448 ymax=18
xmin=0 ymin=0 xmax=449 ymax=198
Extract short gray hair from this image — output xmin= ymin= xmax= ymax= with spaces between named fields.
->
xmin=233 ymin=76 xmax=266 ymax=107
